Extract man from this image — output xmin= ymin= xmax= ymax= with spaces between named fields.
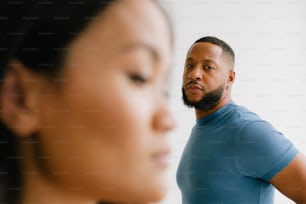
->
xmin=176 ymin=36 xmax=306 ymax=204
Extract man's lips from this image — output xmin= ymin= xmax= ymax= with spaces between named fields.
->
xmin=184 ymin=82 xmax=204 ymax=92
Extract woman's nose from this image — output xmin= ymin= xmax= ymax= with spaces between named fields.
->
xmin=152 ymin=99 xmax=176 ymax=133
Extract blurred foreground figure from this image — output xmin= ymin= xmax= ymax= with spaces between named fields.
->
xmin=0 ymin=1 xmax=175 ymax=204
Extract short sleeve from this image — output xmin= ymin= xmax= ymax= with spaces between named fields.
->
xmin=235 ymin=121 xmax=298 ymax=181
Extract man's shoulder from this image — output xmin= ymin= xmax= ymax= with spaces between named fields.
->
xmin=227 ymin=103 xmax=263 ymax=124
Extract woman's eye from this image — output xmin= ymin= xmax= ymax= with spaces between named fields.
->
xmin=128 ymin=73 xmax=148 ymax=85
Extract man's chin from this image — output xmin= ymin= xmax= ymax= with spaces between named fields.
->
xmin=184 ymin=95 xmax=203 ymax=104
xmin=190 ymin=98 xmax=201 ymax=103
xmin=182 ymin=100 xmax=198 ymax=108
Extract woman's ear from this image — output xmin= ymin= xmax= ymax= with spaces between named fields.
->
xmin=0 ymin=60 xmax=42 ymax=137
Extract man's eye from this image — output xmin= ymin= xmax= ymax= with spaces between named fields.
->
xmin=203 ymin=65 xmax=214 ymax=70
xmin=186 ymin=64 xmax=193 ymax=69
xmin=128 ymin=73 xmax=147 ymax=85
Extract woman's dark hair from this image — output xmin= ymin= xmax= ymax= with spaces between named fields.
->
xmin=0 ymin=1 xmax=119 ymax=203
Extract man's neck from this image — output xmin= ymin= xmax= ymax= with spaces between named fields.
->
xmin=195 ymin=96 xmax=231 ymax=119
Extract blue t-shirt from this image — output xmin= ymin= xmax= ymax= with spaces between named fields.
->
xmin=176 ymin=102 xmax=298 ymax=204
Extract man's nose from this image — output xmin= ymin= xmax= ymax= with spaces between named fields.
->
xmin=188 ymin=66 xmax=203 ymax=80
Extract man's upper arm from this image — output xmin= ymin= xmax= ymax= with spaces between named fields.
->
xmin=270 ymin=152 xmax=306 ymax=204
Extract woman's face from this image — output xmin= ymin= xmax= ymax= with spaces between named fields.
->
xmin=29 ymin=0 xmax=174 ymax=203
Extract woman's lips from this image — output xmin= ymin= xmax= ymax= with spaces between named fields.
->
xmin=152 ymin=149 xmax=170 ymax=169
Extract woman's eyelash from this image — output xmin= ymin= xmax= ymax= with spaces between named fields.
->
xmin=128 ymin=73 xmax=147 ymax=84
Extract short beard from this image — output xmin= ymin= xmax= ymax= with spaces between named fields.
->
xmin=182 ymin=85 xmax=224 ymax=111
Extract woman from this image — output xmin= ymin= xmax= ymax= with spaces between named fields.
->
xmin=0 ymin=0 xmax=175 ymax=203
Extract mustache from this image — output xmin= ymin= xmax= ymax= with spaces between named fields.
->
xmin=183 ymin=80 xmax=204 ymax=90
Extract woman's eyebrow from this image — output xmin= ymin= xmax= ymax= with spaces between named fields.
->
xmin=119 ymin=43 xmax=159 ymax=61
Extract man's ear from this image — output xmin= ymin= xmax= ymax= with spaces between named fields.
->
xmin=227 ymin=70 xmax=235 ymax=87
xmin=0 ymin=60 xmax=42 ymax=138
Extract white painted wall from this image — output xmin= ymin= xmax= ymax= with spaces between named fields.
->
xmin=160 ymin=1 xmax=306 ymax=203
